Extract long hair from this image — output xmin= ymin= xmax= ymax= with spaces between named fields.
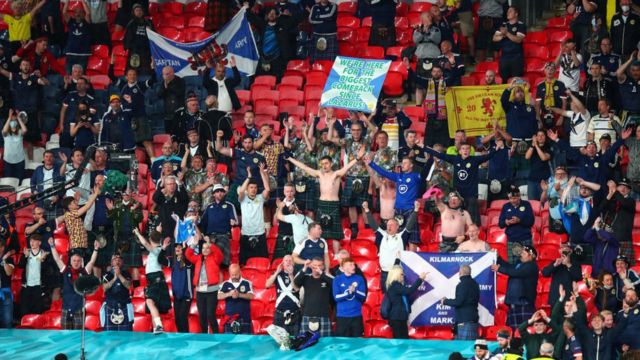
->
xmin=385 ymin=265 xmax=404 ymax=290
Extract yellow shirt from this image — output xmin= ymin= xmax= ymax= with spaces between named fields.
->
xmin=4 ymin=13 xmax=32 ymax=42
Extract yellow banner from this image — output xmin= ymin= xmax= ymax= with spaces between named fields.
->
xmin=607 ymin=0 xmax=616 ymax=27
xmin=445 ymin=85 xmax=510 ymax=138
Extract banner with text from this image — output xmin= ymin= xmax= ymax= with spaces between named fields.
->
xmin=400 ymin=251 xmax=496 ymax=327
xmin=445 ymin=85 xmax=512 ymax=138
xmin=320 ymin=56 xmax=391 ymax=113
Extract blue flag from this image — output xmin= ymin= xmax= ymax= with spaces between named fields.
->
xmin=400 ymin=251 xmax=496 ymax=327
xmin=147 ymin=8 xmax=259 ymax=79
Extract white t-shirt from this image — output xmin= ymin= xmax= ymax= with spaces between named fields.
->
xmin=558 ymin=53 xmax=583 ymax=92
xmin=377 ymin=228 xmax=406 ymax=272
xmin=240 ymin=192 xmax=265 ymax=236
xmin=566 ymin=110 xmax=591 ymax=148
xmin=145 ymin=247 xmax=163 ymax=274
xmin=2 ymin=133 xmax=25 ymax=164
xmin=26 ymin=250 xmax=44 ymax=286
xmin=283 ymin=214 xmax=314 ymax=245
xmin=42 ymin=167 xmax=54 ymax=191
xmin=64 ymin=163 xmax=92 ymax=203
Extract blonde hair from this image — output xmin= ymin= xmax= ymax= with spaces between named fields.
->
xmin=385 ymin=265 xmax=405 ymax=289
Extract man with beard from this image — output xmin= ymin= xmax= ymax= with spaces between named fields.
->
xmin=424 ymin=190 xmax=472 ymax=253
xmin=106 ymin=187 xmax=143 ymax=288
xmin=181 ymin=154 xmax=208 ymax=206
xmin=615 ymin=289 xmax=640 ymax=351
xmin=327 ymin=116 xmax=376 ymax=240
xmin=373 ymin=99 xmax=412 ymax=151
xmin=98 ymin=95 xmax=135 ymax=152
xmin=123 ymin=4 xmax=154 ymax=76
xmin=266 ymin=255 xmax=301 ymax=335
xmin=101 ymin=253 xmax=133 ymax=331
xmin=179 ymin=130 xmax=209 ymax=166
xmin=283 ymin=118 xmax=317 ymax=214
xmin=286 ymin=146 xmax=364 ymax=255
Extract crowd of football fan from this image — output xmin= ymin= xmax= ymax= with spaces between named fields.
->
xmin=1 ymin=0 xmax=640 ymax=359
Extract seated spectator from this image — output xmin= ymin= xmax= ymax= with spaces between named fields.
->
xmin=48 ymin=237 xmax=101 ymax=330
xmin=2 ymin=0 xmax=47 ymax=53
xmin=555 ymin=39 xmax=584 ymax=93
xmin=490 ymin=328 xmax=512 ymax=357
xmin=123 ymin=4 xmax=154 ymax=76
xmin=498 ymin=186 xmax=535 ymax=263
xmin=98 ymin=95 xmax=136 ymax=152
xmin=133 ymin=229 xmax=172 ymax=334
xmin=62 ymin=0 xmax=91 ymax=73
xmin=492 ymin=244 xmax=539 ymax=331
xmin=2 ymin=109 xmax=27 ymax=179
xmin=101 ymin=253 xmax=133 ymax=331
xmin=0 ymin=240 xmax=14 ymax=328
xmin=332 ymin=257 xmax=367 ymax=338
xmin=412 ymin=12 xmax=442 ymax=104
xmin=492 ymin=6 xmax=526 ymax=82
xmin=308 ymin=0 xmax=338 ymax=64
xmin=219 ymin=264 xmax=254 ymax=334
xmin=470 ymin=339 xmax=490 ymax=360
xmin=517 ymin=310 xmax=560 ymax=360
xmin=266 ymin=255 xmax=301 ymax=336
xmin=384 ymin=265 xmax=427 ymax=339
xmin=456 ymin=224 xmax=491 ymax=252
xmin=294 ymin=257 xmax=334 ymax=337
xmin=185 ymin=237 xmax=224 ymax=334
xmin=202 ymin=57 xmax=242 ymax=114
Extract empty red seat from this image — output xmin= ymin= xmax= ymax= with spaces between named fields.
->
xmin=394 ymin=16 xmax=409 ymax=30
xmin=279 ymin=75 xmax=304 ymax=89
xmin=361 ymin=16 xmax=373 ymax=27
xmin=403 ymin=106 xmax=425 ymax=122
xmin=368 ymin=320 xmax=393 ymax=338
xmin=243 ymin=269 xmax=267 ymax=288
xmin=383 ymin=71 xmax=404 ymax=97
xmin=475 ymin=61 xmax=500 ymax=73
xmin=427 ymin=327 xmax=454 ymax=340
xmin=337 ymin=15 xmax=360 ymax=28
xmin=547 ymin=29 xmax=572 ymax=43
xmin=133 ymin=314 xmax=152 ymax=332
xmin=338 ymin=1 xmax=357 ymax=15
xmin=89 ymin=75 xmax=111 ymax=90
xmin=359 ymin=46 xmax=385 ymax=59
xmin=525 ymin=58 xmax=546 ymax=73
xmin=245 ymin=257 xmax=271 ymax=271
xmin=409 ymin=2 xmax=432 ymax=13
xmin=165 ymin=17 xmax=185 ymax=29
xmin=484 ymin=325 xmax=512 ymax=340
xmin=158 ymin=27 xmax=184 ymax=42
xmin=461 ymin=76 xmax=478 ymax=86
xmin=185 ymin=1 xmax=206 ymax=16
xmin=280 ymin=89 xmax=304 ymax=105
xmin=252 ymin=89 xmax=279 ymax=104
xmin=85 ymin=300 xmax=102 ymax=315
xmin=525 ymin=31 xmax=548 ymax=45
xmin=187 ymin=16 xmax=205 ymax=28
xmin=85 ymin=315 xmax=101 ymax=331
xmin=524 ymin=44 xmax=550 ymax=60
xmin=20 ymin=314 xmax=45 ymax=329
xmin=407 ymin=12 xmax=421 ymax=27
xmin=547 ymin=16 xmax=570 ymax=29
xmin=86 ymin=56 xmax=107 ymax=75
xmin=285 ymin=59 xmax=310 ymax=78
xmin=356 ymin=259 xmax=380 ymax=277
xmin=351 ymin=240 xmax=378 ymax=260
xmin=160 ymin=2 xmax=183 ymax=15
xmin=253 ymin=75 xmax=277 ymax=88
xmin=42 ymin=310 xmax=62 ymax=329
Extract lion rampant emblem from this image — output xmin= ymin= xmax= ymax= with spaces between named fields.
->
xmin=481 ymin=98 xmax=496 ymax=117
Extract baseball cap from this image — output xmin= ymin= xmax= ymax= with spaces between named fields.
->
xmin=212 ymin=184 xmax=226 ymax=193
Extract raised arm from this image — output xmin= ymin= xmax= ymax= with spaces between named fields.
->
xmin=336 ymin=145 xmax=366 ymax=177
xmin=617 ymin=51 xmax=638 ymax=83
xmin=259 ymin=162 xmax=270 ymax=199
xmin=47 ymin=238 xmax=66 ymax=271
xmin=132 ymin=228 xmax=155 ymax=252
xmin=84 ymin=240 xmax=101 ymax=274
xmin=77 ymin=184 xmax=101 ymax=216
xmin=423 ymin=146 xmax=457 ymax=164
xmin=286 ymin=157 xmax=320 ymax=177
xmin=362 ymin=202 xmax=378 ymax=231
xmin=237 ymin=174 xmax=250 ymax=202
xmin=29 ymin=0 xmax=47 ymax=19
xmin=215 ymin=130 xmax=233 ymax=157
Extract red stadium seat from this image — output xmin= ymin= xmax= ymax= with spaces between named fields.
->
xmin=337 ymin=15 xmax=360 ymax=28
xmin=367 ymin=276 xmax=381 ymax=292
xmin=245 ymin=257 xmax=271 ymax=271
xmin=524 ymin=31 xmax=548 ymax=45
xmin=280 ymin=89 xmax=304 ymax=105
xmin=252 ymin=89 xmax=279 ymax=104
xmin=547 ymin=30 xmax=572 ymax=43
xmin=547 ymin=16 xmax=570 ymax=29
xmin=42 ymin=311 xmax=62 ymax=329
xmin=20 ymin=314 xmax=45 ymax=329
xmin=158 ymin=27 xmax=184 ymax=42
xmin=89 ymin=75 xmax=111 ymax=90
xmin=369 ymin=320 xmax=393 ymax=338
xmin=279 ymin=75 xmax=304 ymax=90
xmin=85 ymin=300 xmax=102 ymax=315
xmin=427 ymin=327 xmax=454 ymax=340
xmin=133 ymin=314 xmax=152 ymax=332
xmin=396 ymin=2 xmax=409 ymax=15
xmin=306 ymin=71 xmax=328 ymax=87
xmin=243 ymin=269 xmax=267 ymax=288
xmin=356 ymin=259 xmax=380 ymax=277
xmin=160 ymin=2 xmax=183 ymax=15
xmin=382 ymin=71 xmax=404 ymax=96
xmin=187 ymin=16 xmax=205 ymax=28
xmin=409 ymin=326 xmax=428 ymax=339
xmin=484 ymin=326 xmax=512 ymax=340
xmin=185 ymin=2 xmax=207 ymax=16
xmin=254 ymin=75 xmax=277 ymax=88
xmin=285 ymin=60 xmax=310 ymax=78
xmin=338 ymin=28 xmax=356 ymax=43
xmin=407 ymin=12 xmax=421 ymax=27
xmin=476 ymin=61 xmax=500 ymax=73
xmin=85 ymin=315 xmax=101 ymax=331
xmin=338 ymin=1 xmax=357 ymax=15
xmin=86 ymin=57 xmax=108 ymax=76
xmin=359 ymin=46 xmax=385 ymax=59
xmin=361 ymin=17 xmax=373 ymax=27
xmin=394 ymin=16 xmax=409 ymax=30
xmin=351 ymin=240 xmax=378 ymax=260
xmin=188 ymin=314 xmax=201 ymax=332
xmin=524 ymin=44 xmax=550 ymax=60
xmin=403 ymin=106 xmax=425 ymax=122
xmin=355 ymin=27 xmax=371 ymax=43
xmin=409 ymin=2 xmax=432 ymax=13
xmin=165 ymin=17 xmax=185 ymax=29
xmin=461 ymin=76 xmax=478 ymax=86
xmin=386 ymin=46 xmax=404 ymax=59
xmin=395 ymin=28 xmax=413 ymax=46
xmin=525 ymin=58 xmax=546 ymax=73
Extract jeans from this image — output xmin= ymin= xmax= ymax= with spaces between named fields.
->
xmin=0 ymin=289 xmax=13 ymax=328
xmin=527 ymin=180 xmax=543 ymax=202
xmin=173 ymin=298 xmax=191 ymax=333
xmin=196 ymin=291 xmax=218 ymax=333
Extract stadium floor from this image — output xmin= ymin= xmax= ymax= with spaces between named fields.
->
xmin=0 ymin=329 xmax=491 ymax=359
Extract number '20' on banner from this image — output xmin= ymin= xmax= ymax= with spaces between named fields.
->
xmin=400 ymin=251 xmax=497 ymax=327
xmin=319 ymin=56 xmax=391 ymax=113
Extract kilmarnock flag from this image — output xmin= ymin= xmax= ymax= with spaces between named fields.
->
xmin=400 ymin=251 xmax=496 ymax=326
xmin=147 ymin=8 xmax=259 ymax=79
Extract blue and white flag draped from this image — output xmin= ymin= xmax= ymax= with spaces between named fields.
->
xmin=400 ymin=251 xmax=497 ymax=326
xmin=147 ymin=8 xmax=259 ymax=79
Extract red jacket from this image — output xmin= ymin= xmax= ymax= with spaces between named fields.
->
xmin=185 ymin=245 xmax=223 ymax=287
xmin=16 ymin=42 xmax=66 ymax=76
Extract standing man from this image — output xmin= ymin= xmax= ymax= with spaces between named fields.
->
xmin=308 ymin=0 xmax=338 ymax=64
xmin=123 ymin=4 xmax=154 ymax=76
xmin=237 ymin=164 xmax=271 ymax=265
xmin=498 ymin=186 xmax=535 ymax=264
xmin=0 ymin=241 xmax=14 ymax=328
xmin=372 ymin=100 xmax=412 ymax=151
xmin=616 ymin=51 xmax=640 ymax=128
xmin=266 ymin=255 xmax=301 ymax=336
xmin=150 ymin=141 xmax=182 ymax=182
xmin=158 ymin=66 xmax=185 ymax=135
xmin=152 ymin=175 xmax=189 ymax=243
xmin=610 ymin=0 xmax=640 ymax=59
xmin=101 ymin=254 xmax=133 ymax=331
xmin=291 ymin=222 xmax=331 ymax=273
xmin=491 ymin=244 xmax=539 ymax=332
xmin=286 ymin=146 xmax=364 ymax=254
xmin=441 ymin=264 xmax=480 ymax=340
xmin=199 ymin=184 xmax=238 ymax=268
xmin=172 ymin=94 xmax=205 ymax=146
xmin=492 ymin=6 xmax=526 ymax=82
xmin=332 ymin=257 xmax=367 ymax=337
xmin=98 ymin=95 xmax=136 ymax=152
xmin=219 ymin=264 xmax=254 ymax=334
xmin=294 ymin=257 xmax=334 ymax=337
xmin=202 ymin=57 xmax=241 ymax=114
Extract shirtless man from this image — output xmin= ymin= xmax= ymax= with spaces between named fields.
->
xmin=426 ymin=190 xmax=473 ymax=252
xmin=286 ymin=145 xmax=366 ymax=254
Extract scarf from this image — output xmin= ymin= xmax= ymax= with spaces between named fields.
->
xmin=544 ymin=80 xmax=556 ymax=108
xmin=70 ymin=267 xmax=84 ymax=282
xmin=424 ymin=79 xmax=446 ymax=120
xmin=579 ymin=197 xmax=592 ymax=225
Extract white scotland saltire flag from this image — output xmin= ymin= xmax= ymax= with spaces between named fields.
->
xmin=400 ymin=251 xmax=497 ymax=326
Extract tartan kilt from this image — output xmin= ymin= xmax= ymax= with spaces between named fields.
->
xmin=506 ymin=304 xmax=535 ymax=329
xmin=619 ymin=241 xmax=636 ymax=266
xmin=300 ymin=315 xmax=332 ymax=337
xmin=88 ymin=228 xmax=114 ymax=267
xmin=316 ymin=200 xmax=343 ymax=240
xmin=507 ymin=238 xmax=533 ymax=264
xmin=145 ymin=271 xmax=172 ymax=314
xmin=205 ymin=0 xmax=233 ymax=33
xmin=273 ymin=233 xmax=296 ymax=260
xmin=61 ymin=309 xmax=84 ymax=330
xmin=341 ymin=177 xmax=371 ymax=208
xmin=309 ymin=34 xmax=338 ymax=63
xmin=294 ymin=179 xmax=318 ymax=212
xmin=455 ymin=321 xmax=479 ymax=340
xmin=274 ymin=308 xmax=301 ymax=336
xmin=118 ymin=233 xmax=143 ymax=268
xmin=102 ymin=303 xmax=134 ymax=331
xmin=397 ymin=208 xmax=420 ymax=245
xmin=223 ymin=319 xmax=253 ymax=334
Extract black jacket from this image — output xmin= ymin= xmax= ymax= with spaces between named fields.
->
xmin=386 ymin=279 xmax=422 ymax=321
xmin=202 ymin=66 xmax=242 ymax=111
xmin=152 ymin=186 xmax=189 ymax=239
xmin=610 ymin=12 xmax=640 ymax=56
xmin=443 ymin=274 xmax=480 ymax=324
xmin=247 ymin=10 xmax=301 ymax=62
xmin=158 ymin=76 xmax=186 ymax=116
xmin=576 ymin=316 xmax=627 ymax=360
xmin=541 ymin=261 xmax=583 ymax=306
xmin=498 ymin=257 xmax=538 ymax=306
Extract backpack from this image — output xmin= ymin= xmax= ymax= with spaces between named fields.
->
xmin=380 ymin=293 xmax=391 ymax=320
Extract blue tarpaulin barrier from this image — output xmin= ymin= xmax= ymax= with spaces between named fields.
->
xmin=0 ymin=329 xmax=495 ymax=359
